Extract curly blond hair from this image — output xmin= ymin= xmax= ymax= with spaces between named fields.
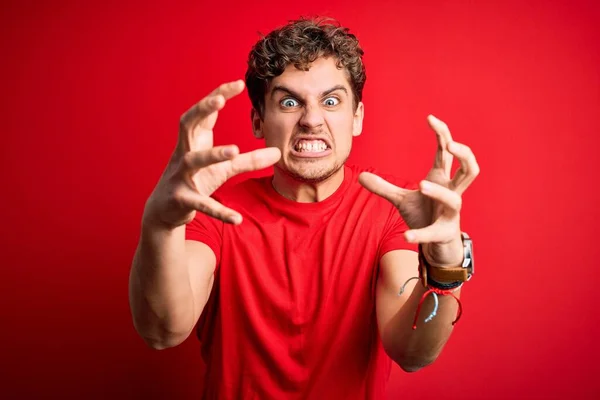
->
xmin=245 ymin=17 xmax=366 ymax=117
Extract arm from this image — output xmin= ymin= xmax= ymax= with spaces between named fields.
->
xmin=129 ymin=221 xmax=216 ymax=349
xmin=376 ymin=249 xmax=460 ymax=372
xmin=128 ymin=79 xmax=281 ymax=350
xmin=362 ymin=116 xmax=480 ymax=372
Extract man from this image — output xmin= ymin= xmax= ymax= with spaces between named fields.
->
xmin=129 ymin=17 xmax=479 ymax=399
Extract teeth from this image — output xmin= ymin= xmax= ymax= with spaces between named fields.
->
xmin=295 ymin=140 xmax=328 ymax=152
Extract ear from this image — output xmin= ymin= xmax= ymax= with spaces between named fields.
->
xmin=251 ymin=108 xmax=264 ymax=139
xmin=352 ymin=101 xmax=364 ymax=137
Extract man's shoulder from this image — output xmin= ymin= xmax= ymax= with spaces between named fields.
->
xmin=212 ymin=174 xmax=269 ymax=201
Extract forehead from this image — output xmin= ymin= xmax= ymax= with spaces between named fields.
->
xmin=269 ymin=57 xmax=350 ymax=96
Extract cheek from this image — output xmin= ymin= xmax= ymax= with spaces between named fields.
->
xmin=263 ymin=113 xmax=296 ymax=146
xmin=327 ymin=114 xmax=356 ymax=146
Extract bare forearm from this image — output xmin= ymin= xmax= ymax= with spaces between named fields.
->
xmin=383 ymin=283 xmax=461 ymax=371
xmin=129 ymin=220 xmax=196 ymax=348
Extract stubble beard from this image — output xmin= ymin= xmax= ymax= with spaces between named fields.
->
xmin=282 ymin=153 xmax=349 ymax=184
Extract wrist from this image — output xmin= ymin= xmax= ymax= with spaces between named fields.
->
xmin=418 ymin=233 xmax=474 ymax=287
xmin=421 ymin=240 xmax=463 ymax=268
xmin=141 ymin=208 xmax=185 ymax=236
xmin=142 ymin=195 xmax=190 ymax=231
xmin=404 ymin=233 xmax=474 ymax=329
xmin=418 ymin=245 xmax=463 ymax=290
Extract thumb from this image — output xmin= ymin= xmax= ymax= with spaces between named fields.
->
xmin=358 ymin=172 xmax=408 ymax=205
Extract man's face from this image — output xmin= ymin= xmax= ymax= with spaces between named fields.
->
xmin=252 ymin=57 xmax=364 ymax=183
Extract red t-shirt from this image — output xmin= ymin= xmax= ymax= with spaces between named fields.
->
xmin=185 ymin=164 xmax=416 ymax=399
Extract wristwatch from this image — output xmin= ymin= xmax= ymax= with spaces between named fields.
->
xmin=419 ymin=232 xmax=474 ymax=287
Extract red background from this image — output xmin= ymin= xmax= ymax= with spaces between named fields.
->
xmin=2 ymin=0 xmax=599 ymax=398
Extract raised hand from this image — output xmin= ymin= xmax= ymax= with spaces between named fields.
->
xmin=144 ymin=80 xmax=281 ymax=228
xmin=359 ymin=115 xmax=479 ymax=267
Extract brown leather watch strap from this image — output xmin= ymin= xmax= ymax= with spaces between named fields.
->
xmin=427 ymin=266 xmax=469 ymax=283
xmin=418 ymin=244 xmax=469 ymax=284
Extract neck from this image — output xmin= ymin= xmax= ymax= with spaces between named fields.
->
xmin=271 ymin=166 xmax=345 ymax=203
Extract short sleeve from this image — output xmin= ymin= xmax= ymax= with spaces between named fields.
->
xmin=379 ymin=205 xmax=418 ymax=258
xmin=185 ymin=211 xmax=223 ymax=266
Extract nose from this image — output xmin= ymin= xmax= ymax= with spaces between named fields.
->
xmin=298 ymin=103 xmax=325 ymax=130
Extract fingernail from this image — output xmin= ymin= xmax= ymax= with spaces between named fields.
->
xmin=231 ymin=215 xmax=242 ymax=225
xmin=405 ymin=231 xmax=415 ymax=242
xmin=223 ymin=146 xmax=237 ymax=157
xmin=428 ymin=114 xmax=440 ymax=124
xmin=420 ymin=181 xmax=431 ymax=193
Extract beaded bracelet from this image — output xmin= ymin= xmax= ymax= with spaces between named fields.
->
xmin=427 ymin=277 xmax=463 ymax=291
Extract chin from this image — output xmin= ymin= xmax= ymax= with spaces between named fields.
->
xmin=282 ymin=159 xmax=345 ymax=184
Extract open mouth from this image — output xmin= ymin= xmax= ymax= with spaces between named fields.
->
xmin=291 ymin=139 xmax=332 ymax=158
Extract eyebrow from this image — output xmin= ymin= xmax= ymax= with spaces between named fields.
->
xmin=270 ymin=84 xmax=348 ymax=100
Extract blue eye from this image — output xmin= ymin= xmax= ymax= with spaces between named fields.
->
xmin=281 ymin=98 xmax=299 ymax=108
xmin=323 ymin=97 xmax=340 ymax=106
